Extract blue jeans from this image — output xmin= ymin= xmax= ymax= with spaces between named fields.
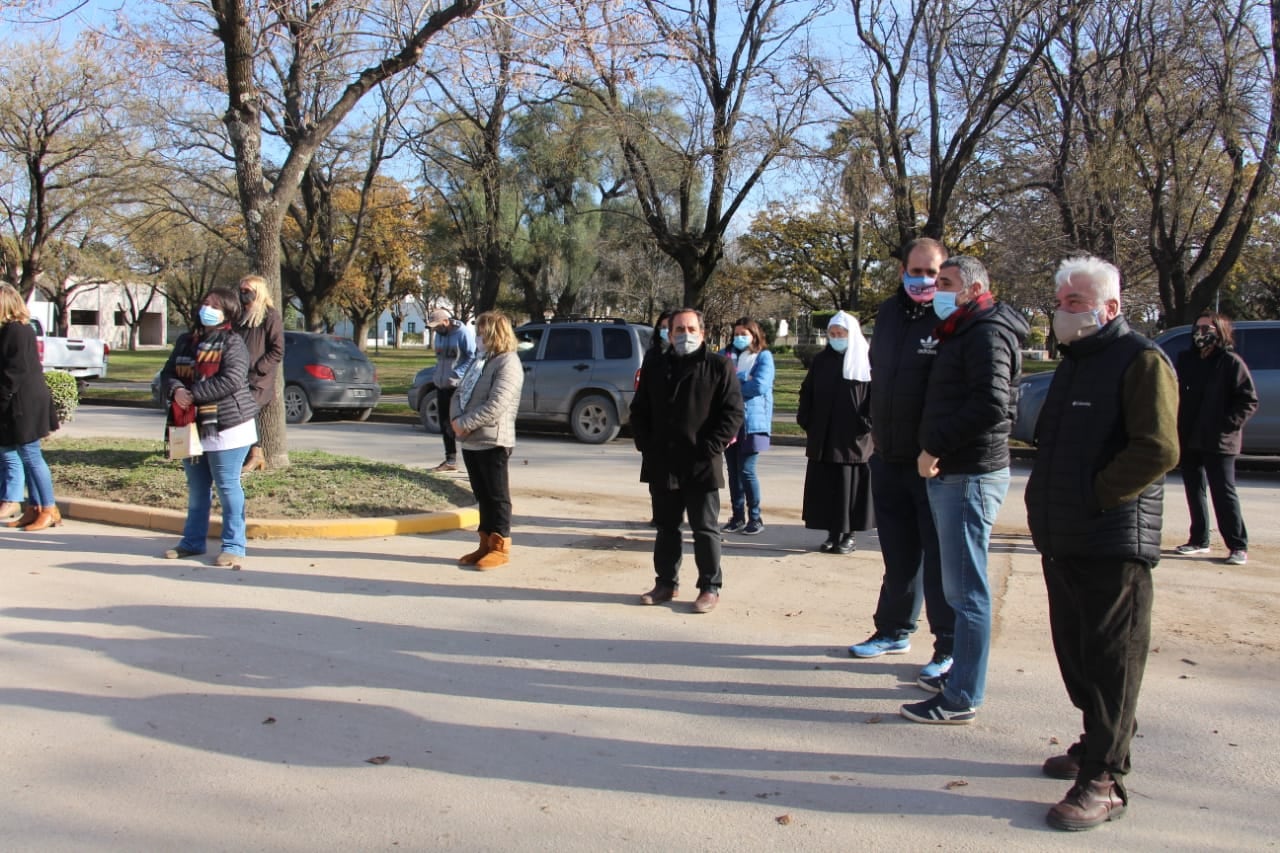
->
xmin=926 ymin=467 xmax=1010 ymax=709
xmin=725 ymin=443 xmax=761 ymax=521
xmin=1 ymin=448 xmax=24 ymax=502
xmin=0 ymin=441 xmax=55 ymax=506
xmin=180 ymin=446 xmax=252 ymax=555
xmin=869 ymin=453 xmax=953 ymax=652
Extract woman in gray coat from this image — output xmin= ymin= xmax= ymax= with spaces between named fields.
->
xmin=449 ymin=311 xmax=524 ymax=569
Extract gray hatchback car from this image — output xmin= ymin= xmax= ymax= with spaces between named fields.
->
xmin=1013 ymin=319 xmax=1280 ymax=455
xmin=408 ymin=317 xmax=653 ymax=444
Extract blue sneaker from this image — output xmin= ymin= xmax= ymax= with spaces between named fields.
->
xmin=900 ymin=693 xmax=975 ymax=725
xmin=742 ymin=519 xmax=765 ymax=535
xmin=848 ymin=633 xmax=911 ymax=658
xmin=919 ymin=653 xmax=953 ymax=681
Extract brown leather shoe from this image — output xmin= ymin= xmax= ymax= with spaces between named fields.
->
xmin=692 ymin=591 xmax=719 ymax=613
xmin=639 ymin=584 xmax=678 ymax=605
xmin=241 ymin=445 xmax=266 ymax=473
xmin=1046 ymin=773 xmax=1126 ymax=831
xmin=5 ymin=503 xmax=38 ymax=528
xmin=1042 ymin=752 xmax=1082 ymax=780
xmin=21 ymin=506 xmax=63 ymax=532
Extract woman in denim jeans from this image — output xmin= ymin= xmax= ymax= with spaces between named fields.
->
xmin=1 ymin=449 xmax=24 ymax=520
xmin=720 ymin=318 xmax=774 ymax=535
xmin=0 ymin=283 xmax=61 ymax=531
xmin=159 ymin=287 xmax=258 ymax=569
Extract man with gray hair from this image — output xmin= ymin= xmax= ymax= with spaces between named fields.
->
xmin=1025 ymin=256 xmax=1178 ymax=831
xmin=900 ymin=255 xmax=1027 ymax=726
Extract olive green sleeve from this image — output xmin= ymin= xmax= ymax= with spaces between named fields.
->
xmin=1095 ymin=348 xmax=1180 ymax=509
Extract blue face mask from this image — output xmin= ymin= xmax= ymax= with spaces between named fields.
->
xmin=671 ymin=333 xmax=702 ymax=356
xmin=828 ymin=337 xmax=849 ymax=353
xmin=198 ymin=305 xmax=225 ymax=327
xmin=732 ymin=335 xmax=751 ymax=351
xmin=658 ymin=327 xmax=669 ymax=342
xmin=932 ymin=291 xmax=958 ymax=320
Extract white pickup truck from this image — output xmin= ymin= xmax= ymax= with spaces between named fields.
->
xmin=28 ymin=318 xmax=110 ymax=380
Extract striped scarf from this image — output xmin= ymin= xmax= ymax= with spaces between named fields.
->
xmin=170 ymin=328 xmax=228 ymax=439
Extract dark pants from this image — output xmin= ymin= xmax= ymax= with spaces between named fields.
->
xmin=869 ymin=454 xmax=954 ymax=654
xmin=462 ymin=447 xmax=512 ymax=536
xmin=1042 ymin=555 xmax=1153 ymax=799
xmin=650 ymin=485 xmax=722 ymax=593
xmin=438 ymin=387 xmax=457 ymax=460
xmin=1181 ymin=450 xmax=1248 ymax=551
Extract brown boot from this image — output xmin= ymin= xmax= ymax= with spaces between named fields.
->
xmin=474 ymin=533 xmax=510 ymax=570
xmin=1046 ymin=773 xmax=1126 ymax=831
xmin=22 ymin=505 xmax=63 ymax=532
xmin=458 ymin=531 xmax=491 ymax=565
xmin=242 ymin=446 xmax=266 ymax=473
xmin=6 ymin=503 xmax=38 ymax=528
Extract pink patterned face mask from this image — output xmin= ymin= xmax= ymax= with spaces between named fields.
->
xmin=903 ymin=274 xmax=937 ymax=303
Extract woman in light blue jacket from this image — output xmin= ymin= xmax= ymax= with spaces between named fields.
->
xmin=721 ymin=318 xmax=774 ymax=535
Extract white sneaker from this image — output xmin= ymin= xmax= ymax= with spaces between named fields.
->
xmin=1174 ymin=543 xmax=1210 ymax=555
xmin=1226 ymin=550 xmax=1248 ymax=566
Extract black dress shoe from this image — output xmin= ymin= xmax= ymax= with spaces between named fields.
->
xmin=818 ymin=538 xmax=836 ymax=553
xmin=835 ymin=533 xmax=855 ymax=554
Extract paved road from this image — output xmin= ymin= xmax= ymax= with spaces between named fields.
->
xmin=3 ymin=405 xmax=1273 ymax=851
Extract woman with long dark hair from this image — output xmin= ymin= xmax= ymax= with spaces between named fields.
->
xmin=1173 ymin=311 xmax=1258 ymax=565
xmin=159 ymin=287 xmax=258 ymax=568
xmin=720 ymin=317 xmax=774 ymax=535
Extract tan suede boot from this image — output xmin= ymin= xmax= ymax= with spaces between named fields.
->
xmin=22 ymin=505 xmax=63 ymax=532
xmin=457 ymin=531 xmax=491 ymax=565
xmin=474 ymin=533 xmax=510 ymax=570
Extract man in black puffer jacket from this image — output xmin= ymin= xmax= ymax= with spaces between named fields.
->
xmin=1026 ymin=256 xmax=1178 ymax=832
xmin=900 ymin=256 xmax=1027 ymax=729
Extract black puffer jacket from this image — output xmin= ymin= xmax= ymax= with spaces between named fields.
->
xmin=869 ymin=290 xmax=942 ymax=463
xmin=919 ymin=300 xmax=1028 ymax=474
xmin=631 ymin=344 xmax=744 ymax=491
xmin=160 ymin=330 xmax=257 ymax=433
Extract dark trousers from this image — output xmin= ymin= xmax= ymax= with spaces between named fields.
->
xmin=438 ymin=387 xmax=457 ymax=460
xmin=462 ymin=447 xmax=512 ymax=536
xmin=869 ymin=454 xmax=954 ymax=653
xmin=650 ymin=485 xmax=722 ymax=592
xmin=1042 ymin=555 xmax=1153 ymax=798
xmin=1181 ymin=450 xmax=1248 ymax=551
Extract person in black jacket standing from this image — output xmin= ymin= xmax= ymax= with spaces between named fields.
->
xmin=848 ymin=238 xmax=955 ymax=686
xmin=631 ymin=308 xmax=744 ymax=614
xmin=1025 ymin=256 xmax=1178 ymax=831
xmin=796 ymin=311 xmax=873 ymax=553
xmin=1173 ymin=311 xmax=1258 ymax=565
xmin=901 ymin=256 xmax=1027 ymax=727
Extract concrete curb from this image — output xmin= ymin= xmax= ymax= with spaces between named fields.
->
xmin=57 ymin=496 xmax=478 ymax=540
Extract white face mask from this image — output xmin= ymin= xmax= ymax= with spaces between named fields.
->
xmin=1052 ymin=308 xmax=1103 ymax=343
xmin=671 ymin=333 xmax=702 ymax=356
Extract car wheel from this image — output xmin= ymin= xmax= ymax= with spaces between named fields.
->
xmin=354 ymin=407 xmax=374 ymax=422
xmin=418 ymin=388 xmax=442 ymax=434
xmin=571 ymin=394 xmax=620 ymax=444
xmin=283 ymin=384 xmax=313 ymax=424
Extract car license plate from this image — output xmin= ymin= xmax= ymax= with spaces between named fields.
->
xmin=350 ymin=389 xmax=368 ymax=398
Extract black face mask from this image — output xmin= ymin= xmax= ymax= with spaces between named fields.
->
xmin=239 ymin=290 xmax=254 ymax=306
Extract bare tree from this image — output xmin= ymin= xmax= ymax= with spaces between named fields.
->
xmin=560 ymin=0 xmax=830 ymax=308
xmin=122 ymin=0 xmax=481 ymax=466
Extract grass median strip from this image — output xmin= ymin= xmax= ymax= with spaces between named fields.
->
xmin=44 ymin=437 xmax=473 ymax=519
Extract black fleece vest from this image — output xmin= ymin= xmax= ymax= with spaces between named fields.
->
xmin=1025 ymin=318 xmax=1165 ymax=565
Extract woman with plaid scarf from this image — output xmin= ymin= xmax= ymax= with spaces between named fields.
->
xmin=158 ymin=287 xmax=258 ymax=569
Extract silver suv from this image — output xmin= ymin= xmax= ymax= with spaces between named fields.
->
xmin=408 ymin=317 xmax=652 ymax=444
xmin=1013 ymin=320 xmax=1280 ymax=455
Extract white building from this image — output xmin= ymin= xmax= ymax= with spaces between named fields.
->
xmin=27 ymin=282 xmax=168 ymax=349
